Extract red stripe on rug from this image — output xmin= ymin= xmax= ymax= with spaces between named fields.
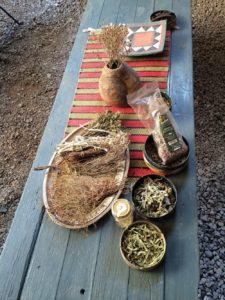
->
xmin=75 ymin=94 xmax=102 ymax=100
xmin=71 ymin=106 xmax=134 ymax=114
xmin=129 ymin=135 xmax=148 ymax=143
xmin=68 ymin=119 xmax=91 ymax=127
xmin=81 ymin=61 xmax=168 ymax=68
xmin=83 ymin=50 xmax=169 ymax=59
xmin=84 ymin=53 xmax=108 ymax=58
xmin=68 ymin=119 xmax=147 ymax=128
xmin=79 ymin=71 xmax=168 ymax=78
xmin=77 ymin=81 xmax=166 ymax=89
xmin=130 ymin=151 xmax=144 ymax=159
xmin=137 ymin=71 xmax=168 ymax=77
xmin=76 ymin=81 xmax=167 ymax=91
xmin=77 ymin=82 xmax=100 ymax=89
xmin=165 ymin=41 xmax=170 ymax=46
xmin=79 ymin=72 xmax=101 ymax=78
xmin=121 ymin=120 xmax=146 ymax=128
xmin=86 ymin=43 xmax=105 ymax=49
xmin=128 ymin=168 xmax=153 ymax=177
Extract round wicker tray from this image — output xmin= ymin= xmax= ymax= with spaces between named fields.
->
xmin=43 ymin=125 xmax=130 ymax=229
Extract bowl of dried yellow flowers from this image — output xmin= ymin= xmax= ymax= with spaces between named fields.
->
xmin=120 ymin=221 xmax=166 ymax=270
xmin=132 ymin=174 xmax=177 ymax=220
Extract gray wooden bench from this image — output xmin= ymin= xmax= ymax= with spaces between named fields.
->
xmin=0 ymin=0 xmax=199 ymax=299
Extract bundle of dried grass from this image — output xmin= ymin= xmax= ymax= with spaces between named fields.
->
xmin=46 ymin=111 xmax=129 ymax=227
xmin=98 ymin=24 xmax=128 ymax=69
xmin=48 ymin=175 xmax=120 ymax=225
xmin=83 ymin=110 xmax=121 ymax=136
xmin=76 ymin=134 xmax=128 ymax=176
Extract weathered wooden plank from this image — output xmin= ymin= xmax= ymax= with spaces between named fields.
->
xmin=20 ymin=0 xmax=105 ymax=298
xmin=0 ymin=1 xmax=104 ymax=300
xmin=126 ymin=2 xmax=165 ymax=299
xmin=91 ymin=217 xmax=129 ymax=300
xmin=20 ymin=215 xmax=70 ymax=300
xmin=55 ymin=227 xmax=102 ymax=300
xmin=117 ymin=0 xmax=138 ymax=24
xmin=154 ymin=0 xmax=173 ymax=11
xmin=135 ymin=0 xmax=154 ymax=22
xmin=89 ymin=2 xmax=139 ymax=298
xmin=168 ymin=1 xmax=195 ymax=117
xmin=164 ymin=0 xmax=199 ymax=298
xmin=98 ymin=0 xmax=121 ymax=25
xmin=55 ymin=1 xmax=123 ymax=299
xmin=128 ymin=266 xmax=164 ymax=300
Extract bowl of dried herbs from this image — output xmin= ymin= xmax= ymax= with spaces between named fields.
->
xmin=132 ymin=174 xmax=177 ymax=220
xmin=120 ymin=221 xmax=166 ymax=270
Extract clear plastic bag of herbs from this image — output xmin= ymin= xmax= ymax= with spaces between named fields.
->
xmin=127 ymin=83 xmax=188 ymax=165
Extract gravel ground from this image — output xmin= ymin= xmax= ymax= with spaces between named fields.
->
xmin=0 ymin=1 xmax=225 ymax=299
xmin=193 ymin=1 xmax=225 ymax=299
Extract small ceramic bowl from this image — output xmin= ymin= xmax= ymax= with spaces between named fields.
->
xmin=132 ymin=174 xmax=177 ymax=220
xmin=143 ymin=135 xmax=189 ymax=176
xmin=120 ymin=220 xmax=166 ymax=271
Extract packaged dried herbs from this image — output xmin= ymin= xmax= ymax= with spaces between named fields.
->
xmin=153 ymin=112 xmax=188 ymax=165
xmin=127 ymin=83 xmax=188 ymax=165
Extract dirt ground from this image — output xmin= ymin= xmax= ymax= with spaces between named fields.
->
xmin=0 ymin=1 xmax=225 ymax=299
xmin=0 ymin=0 xmax=87 ymax=248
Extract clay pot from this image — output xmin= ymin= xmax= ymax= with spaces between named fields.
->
xmin=99 ymin=61 xmax=140 ymax=107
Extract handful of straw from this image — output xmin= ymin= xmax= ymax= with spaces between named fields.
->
xmin=47 ymin=111 xmax=129 ymax=227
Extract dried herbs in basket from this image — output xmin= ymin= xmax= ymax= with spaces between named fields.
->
xmin=42 ymin=111 xmax=129 ymax=228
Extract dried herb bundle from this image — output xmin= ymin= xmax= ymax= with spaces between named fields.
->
xmin=48 ymin=175 xmax=119 ymax=225
xmin=98 ymin=24 xmax=128 ymax=68
xmin=84 ymin=110 xmax=121 ymax=135
xmin=133 ymin=177 xmax=176 ymax=218
xmin=121 ymin=223 xmax=165 ymax=268
xmin=47 ymin=111 xmax=129 ymax=227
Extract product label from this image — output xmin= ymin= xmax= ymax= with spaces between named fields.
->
xmin=159 ymin=114 xmax=182 ymax=152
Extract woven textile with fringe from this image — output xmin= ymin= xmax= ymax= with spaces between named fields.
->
xmin=65 ymin=30 xmax=171 ymax=184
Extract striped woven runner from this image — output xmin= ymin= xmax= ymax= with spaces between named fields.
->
xmin=65 ymin=31 xmax=171 ymax=184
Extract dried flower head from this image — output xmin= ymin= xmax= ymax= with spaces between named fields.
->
xmin=98 ymin=24 xmax=128 ymax=68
